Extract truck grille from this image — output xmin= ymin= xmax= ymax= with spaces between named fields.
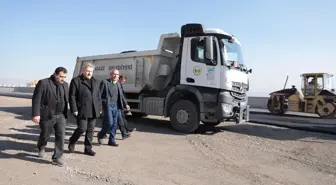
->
xmin=231 ymin=81 xmax=248 ymax=93
xmin=231 ymin=92 xmax=246 ymax=101
xmin=231 ymin=81 xmax=247 ymax=102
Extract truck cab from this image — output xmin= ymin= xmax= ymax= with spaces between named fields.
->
xmin=162 ymin=24 xmax=251 ymax=131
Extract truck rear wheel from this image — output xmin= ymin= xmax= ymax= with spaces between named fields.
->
xmin=169 ymin=100 xmax=200 ymax=133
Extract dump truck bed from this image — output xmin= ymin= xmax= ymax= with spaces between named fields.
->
xmin=73 ymin=33 xmax=181 ymax=93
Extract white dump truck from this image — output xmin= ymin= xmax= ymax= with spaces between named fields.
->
xmin=73 ymin=23 xmax=252 ymax=133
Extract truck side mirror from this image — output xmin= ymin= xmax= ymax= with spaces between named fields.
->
xmin=204 ymin=37 xmax=214 ymax=64
xmin=248 ymin=69 xmax=252 ymax=73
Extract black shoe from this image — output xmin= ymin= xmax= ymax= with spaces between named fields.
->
xmin=52 ymin=158 xmax=64 ymax=167
xmin=38 ymin=148 xmax=45 ymax=158
xmin=107 ymin=142 xmax=119 ymax=147
xmin=68 ymin=143 xmax=75 ymax=153
xmin=122 ymin=133 xmax=131 ymax=140
xmin=84 ymin=149 xmax=96 ymax=156
xmin=128 ymin=128 xmax=136 ymax=132
xmin=97 ymin=137 xmax=104 ymax=145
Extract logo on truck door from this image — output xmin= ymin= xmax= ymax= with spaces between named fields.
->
xmin=207 ymin=67 xmax=215 ymax=80
xmin=193 ymin=66 xmax=202 ymax=76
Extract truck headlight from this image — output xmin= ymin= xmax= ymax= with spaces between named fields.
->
xmin=221 ymin=103 xmax=232 ymax=113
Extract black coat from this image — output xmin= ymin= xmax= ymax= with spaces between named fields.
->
xmin=120 ymin=83 xmax=126 ymax=96
xmin=32 ymin=76 xmax=69 ymax=121
xmin=69 ymin=75 xmax=102 ymax=118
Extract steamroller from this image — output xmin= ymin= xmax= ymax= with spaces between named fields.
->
xmin=267 ymin=72 xmax=336 ymax=118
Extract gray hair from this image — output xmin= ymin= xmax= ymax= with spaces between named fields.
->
xmin=110 ymin=68 xmax=119 ymax=74
xmin=82 ymin=62 xmax=95 ymax=70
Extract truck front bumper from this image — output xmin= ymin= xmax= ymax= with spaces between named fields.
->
xmin=216 ymin=91 xmax=250 ymax=123
xmin=218 ymin=103 xmax=250 ymax=123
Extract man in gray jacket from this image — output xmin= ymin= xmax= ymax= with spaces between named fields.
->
xmin=97 ymin=69 xmax=130 ymax=146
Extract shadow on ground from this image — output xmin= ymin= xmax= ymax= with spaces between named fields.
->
xmin=0 ymin=106 xmax=31 ymax=120
xmin=125 ymin=117 xmax=184 ymax=136
xmin=0 ymin=106 xmax=52 ymax=164
xmin=0 ymin=139 xmax=52 ymax=164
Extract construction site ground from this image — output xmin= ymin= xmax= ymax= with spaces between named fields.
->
xmin=0 ymin=96 xmax=335 ymax=185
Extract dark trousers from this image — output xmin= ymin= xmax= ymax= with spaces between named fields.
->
xmin=37 ymin=114 xmax=66 ymax=159
xmin=120 ymin=110 xmax=133 ymax=132
xmin=98 ymin=104 xmax=120 ymax=144
xmin=117 ymin=110 xmax=128 ymax=137
xmin=69 ymin=117 xmax=96 ymax=151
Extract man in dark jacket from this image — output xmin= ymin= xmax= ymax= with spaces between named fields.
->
xmin=118 ymin=75 xmax=135 ymax=133
xmin=32 ymin=67 xmax=69 ymax=166
xmin=97 ymin=69 xmax=130 ymax=146
xmin=68 ymin=62 xmax=102 ymax=156
xmin=102 ymin=74 xmax=132 ymax=139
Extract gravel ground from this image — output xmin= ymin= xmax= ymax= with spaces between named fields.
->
xmin=0 ymin=96 xmax=336 ymax=185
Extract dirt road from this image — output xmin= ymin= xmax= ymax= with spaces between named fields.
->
xmin=0 ymin=96 xmax=336 ymax=185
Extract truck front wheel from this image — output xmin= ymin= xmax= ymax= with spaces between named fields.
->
xmin=169 ymin=100 xmax=200 ymax=133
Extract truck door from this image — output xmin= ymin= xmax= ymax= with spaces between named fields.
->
xmin=181 ymin=36 xmax=221 ymax=89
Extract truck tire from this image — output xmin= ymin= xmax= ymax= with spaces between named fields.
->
xmin=169 ymin=100 xmax=200 ymax=133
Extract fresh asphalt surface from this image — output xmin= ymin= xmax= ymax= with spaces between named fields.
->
xmin=1 ymin=92 xmax=335 ymax=135
xmin=249 ymin=109 xmax=336 ymax=135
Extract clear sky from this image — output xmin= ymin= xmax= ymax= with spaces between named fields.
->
xmin=1 ymin=0 xmax=335 ymax=96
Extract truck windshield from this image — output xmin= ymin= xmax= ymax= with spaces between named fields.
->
xmin=220 ymin=38 xmax=244 ymax=66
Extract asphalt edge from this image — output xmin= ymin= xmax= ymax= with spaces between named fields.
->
xmin=249 ymin=119 xmax=336 ymax=136
xmin=249 ymin=110 xmax=318 ymax=119
xmin=0 ymin=92 xmax=33 ymax=99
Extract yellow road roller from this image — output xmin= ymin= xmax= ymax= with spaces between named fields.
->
xmin=267 ymin=72 xmax=336 ymax=118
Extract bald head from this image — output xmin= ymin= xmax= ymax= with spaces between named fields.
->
xmin=110 ymin=69 xmax=120 ymax=82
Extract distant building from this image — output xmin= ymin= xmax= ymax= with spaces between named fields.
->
xmin=26 ymin=80 xmax=38 ymax=87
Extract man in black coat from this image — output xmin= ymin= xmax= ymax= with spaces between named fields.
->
xmin=32 ymin=67 xmax=69 ymax=166
xmin=68 ymin=62 xmax=102 ymax=156
xmin=97 ymin=69 xmax=130 ymax=147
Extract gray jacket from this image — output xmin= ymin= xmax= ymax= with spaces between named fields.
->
xmin=100 ymin=79 xmax=128 ymax=110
